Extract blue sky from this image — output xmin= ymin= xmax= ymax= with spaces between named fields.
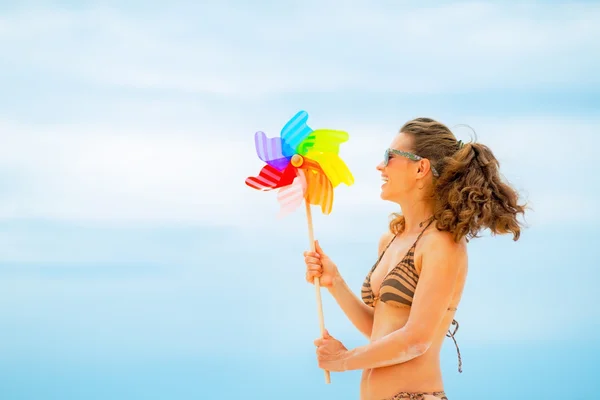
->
xmin=1 ymin=1 xmax=599 ymax=399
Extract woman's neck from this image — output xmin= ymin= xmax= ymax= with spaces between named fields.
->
xmin=397 ymin=199 xmax=435 ymax=234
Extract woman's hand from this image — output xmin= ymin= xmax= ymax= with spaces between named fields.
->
xmin=304 ymin=240 xmax=340 ymax=288
xmin=314 ymin=330 xmax=350 ymax=372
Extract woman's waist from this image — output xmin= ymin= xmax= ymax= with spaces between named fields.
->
xmin=360 ymin=355 xmax=444 ymax=398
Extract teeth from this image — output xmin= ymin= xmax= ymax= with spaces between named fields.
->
xmin=382 ymin=177 xmax=389 ymax=182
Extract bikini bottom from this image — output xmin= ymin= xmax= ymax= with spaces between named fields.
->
xmin=387 ymin=391 xmax=448 ymax=400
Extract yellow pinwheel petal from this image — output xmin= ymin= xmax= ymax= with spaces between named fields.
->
xmin=297 ymin=129 xmax=349 ymax=155
xmin=304 ymin=168 xmax=333 ymax=215
xmin=304 ymin=150 xmax=354 ymax=188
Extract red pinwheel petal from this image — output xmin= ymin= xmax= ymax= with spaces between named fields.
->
xmin=245 ymin=163 xmax=297 ymax=191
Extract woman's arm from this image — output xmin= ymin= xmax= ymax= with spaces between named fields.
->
xmin=340 ymin=232 xmax=463 ymax=370
xmin=327 ymin=232 xmax=394 ymax=339
xmin=327 ymin=275 xmax=374 ymax=339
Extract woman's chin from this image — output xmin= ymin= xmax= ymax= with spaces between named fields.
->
xmin=380 ymin=184 xmax=400 ymax=202
xmin=380 ymin=183 xmax=390 ymax=199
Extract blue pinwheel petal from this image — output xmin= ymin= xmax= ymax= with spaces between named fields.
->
xmin=280 ymin=110 xmax=313 ymax=157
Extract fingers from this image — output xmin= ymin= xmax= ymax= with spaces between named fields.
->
xmin=304 ymin=257 xmax=321 ymax=266
xmin=313 ymin=330 xmax=332 ymax=346
xmin=306 ymin=264 xmax=322 ymax=274
xmin=306 ymin=272 xmax=321 ymax=283
xmin=304 ymin=250 xmax=322 ymax=283
xmin=313 ymin=336 xmax=330 ymax=347
xmin=314 ymin=342 xmax=329 ymax=358
xmin=303 ymin=253 xmax=321 ymax=266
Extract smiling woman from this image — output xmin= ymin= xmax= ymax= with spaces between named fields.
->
xmin=304 ymin=117 xmax=527 ymax=400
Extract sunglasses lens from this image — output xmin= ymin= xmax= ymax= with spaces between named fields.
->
xmin=384 ymin=149 xmax=389 ymax=165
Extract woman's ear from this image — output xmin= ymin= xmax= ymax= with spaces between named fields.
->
xmin=417 ymin=160 xmax=426 ymax=176
xmin=420 ymin=159 xmax=432 ymax=176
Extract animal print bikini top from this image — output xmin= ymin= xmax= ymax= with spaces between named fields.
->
xmin=361 ymin=219 xmax=463 ymax=373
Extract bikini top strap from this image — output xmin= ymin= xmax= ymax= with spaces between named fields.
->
xmin=375 ymin=234 xmax=396 ymax=264
xmin=368 ymin=234 xmax=397 ymax=276
xmin=446 ymin=319 xmax=463 ymax=373
xmin=413 ymin=217 xmax=435 ymax=246
xmin=381 ymin=234 xmax=396 ymax=255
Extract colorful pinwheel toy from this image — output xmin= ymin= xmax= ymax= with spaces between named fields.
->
xmin=245 ymin=110 xmax=354 ymax=384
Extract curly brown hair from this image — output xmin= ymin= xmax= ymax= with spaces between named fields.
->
xmin=389 ymin=117 xmax=527 ymax=242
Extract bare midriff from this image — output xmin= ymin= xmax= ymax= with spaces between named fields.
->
xmin=359 ymin=301 xmax=456 ymax=400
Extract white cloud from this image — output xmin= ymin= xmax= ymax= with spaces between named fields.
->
xmin=1 ymin=2 xmax=599 ymax=97
xmin=0 ymin=120 xmax=253 ymax=225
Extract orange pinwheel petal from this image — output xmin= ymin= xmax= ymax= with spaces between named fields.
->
xmin=300 ymin=161 xmax=333 ymax=215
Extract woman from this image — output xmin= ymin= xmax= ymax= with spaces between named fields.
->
xmin=304 ymin=118 xmax=526 ymax=400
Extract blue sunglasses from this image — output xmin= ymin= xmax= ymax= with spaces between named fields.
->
xmin=384 ymin=148 xmax=440 ymax=177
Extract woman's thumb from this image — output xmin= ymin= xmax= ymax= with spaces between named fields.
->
xmin=314 ymin=240 xmax=324 ymax=254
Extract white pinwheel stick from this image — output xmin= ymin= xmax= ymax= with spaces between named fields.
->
xmin=304 ymin=197 xmax=331 ymax=384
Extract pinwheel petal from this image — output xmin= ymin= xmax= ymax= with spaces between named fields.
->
xmin=276 ymin=171 xmax=307 ymax=218
xmin=281 ymin=110 xmax=313 ymax=157
xmin=254 ymin=131 xmax=290 ymax=171
xmin=245 ymin=163 xmax=296 ymax=191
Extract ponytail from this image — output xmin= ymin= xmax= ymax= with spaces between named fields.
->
xmin=433 ymin=141 xmax=526 ymax=242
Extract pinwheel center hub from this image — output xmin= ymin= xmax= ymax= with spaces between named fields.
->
xmin=290 ymin=154 xmax=304 ymax=167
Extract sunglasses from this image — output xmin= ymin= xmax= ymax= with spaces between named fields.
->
xmin=384 ymin=148 xmax=440 ymax=177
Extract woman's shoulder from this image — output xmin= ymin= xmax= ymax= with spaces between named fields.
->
xmin=422 ymin=226 xmax=467 ymax=254
xmin=416 ymin=228 xmax=467 ymax=274
xmin=377 ymin=230 xmax=396 ymax=254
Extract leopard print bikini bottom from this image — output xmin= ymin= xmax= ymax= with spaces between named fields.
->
xmin=387 ymin=391 xmax=448 ymax=400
